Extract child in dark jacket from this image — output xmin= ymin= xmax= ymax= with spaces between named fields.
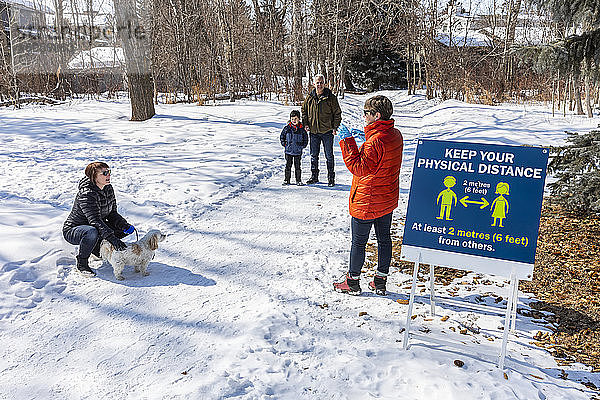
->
xmin=280 ymin=110 xmax=309 ymax=185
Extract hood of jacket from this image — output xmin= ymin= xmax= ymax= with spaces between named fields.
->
xmin=309 ymin=87 xmax=333 ymax=101
xmin=79 ymin=176 xmax=97 ymax=192
xmin=78 ymin=176 xmax=111 ymax=196
xmin=364 ymin=119 xmax=395 ymax=140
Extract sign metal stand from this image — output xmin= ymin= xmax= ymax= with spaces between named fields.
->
xmin=402 ymin=255 xmax=519 ymax=369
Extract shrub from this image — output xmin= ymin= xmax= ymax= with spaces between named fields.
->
xmin=548 ymin=130 xmax=600 ymax=216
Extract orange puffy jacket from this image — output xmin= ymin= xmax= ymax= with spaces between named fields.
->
xmin=340 ymin=119 xmax=403 ymax=220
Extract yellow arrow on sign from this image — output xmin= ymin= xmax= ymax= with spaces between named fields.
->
xmin=460 ymin=196 xmax=489 ymax=209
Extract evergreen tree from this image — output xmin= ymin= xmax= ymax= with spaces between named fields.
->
xmin=548 ymin=130 xmax=600 ymax=216
xmin=524 ymin=0 xmax=600 ymax=116
xmin=532 ymin=1 xmax=600 ymax=213
xmin=532 ymin=0 xmax=599 ymax=29
xmin=346 ymin=45 xmax=407 ymax=92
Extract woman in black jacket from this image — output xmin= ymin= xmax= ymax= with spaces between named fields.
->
xmin=63 ymin=162 xmax=134 ymax=276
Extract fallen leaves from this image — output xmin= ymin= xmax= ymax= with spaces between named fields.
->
xmin=520 ymin=201 xmax=600 ymax=371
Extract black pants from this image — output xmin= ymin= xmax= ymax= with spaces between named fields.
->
xmin=285 ymin=154 xmax=302 ymax=182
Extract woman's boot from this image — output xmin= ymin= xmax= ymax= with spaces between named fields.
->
xmin=76 ymin=256 xmax=96 ymax=277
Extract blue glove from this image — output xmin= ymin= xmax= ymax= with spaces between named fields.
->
xmin=124 ymin=225 xmax=135 ymax=235
xmin=351 ymin=128 xmax=364 ymax=139
xmin=336 ymin=124 xmax=352 ymax=142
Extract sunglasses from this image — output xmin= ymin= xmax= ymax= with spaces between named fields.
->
xmin=364 ymin=109 xmax=377 ymax=116
xmin=100 ymin=170 xmax=111 ymax=176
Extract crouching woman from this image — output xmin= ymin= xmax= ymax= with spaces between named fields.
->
xmin=63 ymin=162 xmax=134 ymax=277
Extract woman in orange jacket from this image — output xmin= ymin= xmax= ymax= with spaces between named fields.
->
xmin=333 ymin=95 xmax=403 ymax=295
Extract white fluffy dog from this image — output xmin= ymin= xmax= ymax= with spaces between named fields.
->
xmin=100 ymin=230 xmax=166 ymax=280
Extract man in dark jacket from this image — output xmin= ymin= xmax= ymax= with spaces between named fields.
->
xmin=63 ymin=162 xmax=134 ymax=276
xmin=301 ymin=74 xmax=342 ymax=186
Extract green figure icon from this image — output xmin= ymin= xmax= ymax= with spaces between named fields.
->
xmin=490 ymin=182 xmax=510 ymax=227
xmin=436 ymin=176 xmax=457 ymax=220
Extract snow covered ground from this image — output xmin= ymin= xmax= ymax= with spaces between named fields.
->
xmin=0 ymin=92 xmax=598 ymax=399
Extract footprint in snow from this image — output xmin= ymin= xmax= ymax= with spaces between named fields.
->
xmin=0 ymin=252 xmax=69 ymax=320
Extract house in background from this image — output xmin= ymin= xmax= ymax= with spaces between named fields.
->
xmin=67 ymin=45 xmax=125 ymax=93
xmin=1 ymin=0 xmax=54 ymax=69
xmin=1 ymin=0 xmax=53 ymax=38
xmin=436 ymin=1 xmax=554 ymax=49
xmin=58 ymin=0 xmax=126 ymax=93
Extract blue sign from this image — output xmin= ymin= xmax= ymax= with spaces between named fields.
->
xmin=401 ymin=140 xmax=548 ymax=276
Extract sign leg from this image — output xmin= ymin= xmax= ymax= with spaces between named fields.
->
xmin=403 ymin=254 xmax=421 ymax=350
xmin=430 ymin=264 xmax=436 ymax=316
xmin=510 ymin=276 xmax=518 ymax=332
xmin=498 ymin=270 xmax=517 ymax=369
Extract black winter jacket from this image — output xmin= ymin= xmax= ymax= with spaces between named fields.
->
xmin=63 ymin=177 xmax=129 ymax=240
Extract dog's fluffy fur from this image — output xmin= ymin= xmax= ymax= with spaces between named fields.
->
xmin=100 ymin=229 xmax=166 ymax=280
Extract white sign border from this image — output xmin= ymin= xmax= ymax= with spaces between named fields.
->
xmin=400 ymin=244 xmax=534 ymax=280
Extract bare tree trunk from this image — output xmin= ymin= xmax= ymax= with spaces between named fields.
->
xmin=556 ymin=70 xmax=561 ymax=111
xmin=573 ymin=73 xmax=584 ymax=115
xmin=503 ymin=0 xmax=521 ymax=92
xmin=424 ymin=57 xmax=432 ymax=99
xmin=216 ymin=0 xmax=235 ymax=102
xmin=114 ymin=0 xmax=155 ymax=121
xmin=331 ymin=0 xmax=340 ymax=93
xmin=291 ymin=0 xmax=304 ymax=103
xmin=552 ymin=79 xmax=555 ymax=117
xmin=406 ymin=45 xmax=412 ymax=95
xmin=413 ymin=53 xmax=418 ymax=91
xmin=568 ymin=76 xmax=573 ymax=111
xmin=417 ymin=51 xmax=423 ymax=90
xmin=51 ymin=0 xmax=69 ymax=99
xmin=448 ymin=4 xmax=453 ymax=48
xmin=563 ymin=77 xmax=568 ymax=117
xmin=7 ymin=7 xmax=20 ymax=107
xmin=585 ymin=74 xmax=593 ymax=117
xmin=338 ymin=61 xmax=347 ymax=99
